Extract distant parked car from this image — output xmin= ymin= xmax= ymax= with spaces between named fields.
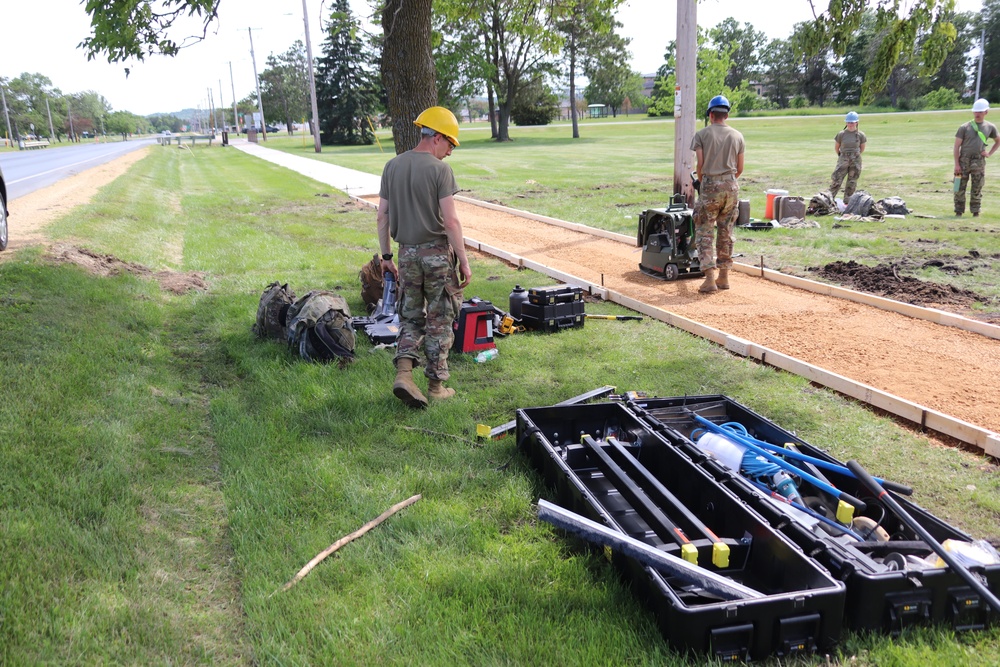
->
xmin=265 ymin=125 xmax=280 ymax=133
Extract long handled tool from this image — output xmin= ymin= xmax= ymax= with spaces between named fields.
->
xmin=846 ymin=460 xmax=1000 ymax=614
xmin=586 ymin=314 xmax=643 ymax=321
xmin=689 ymin=412 xmax=868 ymax=512
xmin=726 ymin=427 xmax=913 ymax=496
xmin=537 ymin=499 xmax=763 ymax=601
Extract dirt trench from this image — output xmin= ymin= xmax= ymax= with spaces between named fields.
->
xmin=449 ymin=200 xmax=1000 ymax=440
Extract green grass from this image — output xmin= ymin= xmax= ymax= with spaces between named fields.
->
xmin=0 ymin=140 xmax=998 ymax=665
xmin=265 ymin=109 xmax=1000 ymax=311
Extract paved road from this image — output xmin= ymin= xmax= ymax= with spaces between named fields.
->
xmin=0 ymin=139 xmax=156 ymax=200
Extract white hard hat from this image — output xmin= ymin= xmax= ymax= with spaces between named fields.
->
xmin=973 ymin=98 xmax=990 ymax=112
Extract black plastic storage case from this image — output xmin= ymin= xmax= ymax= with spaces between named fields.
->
xmin=517 ymin=402 xmax=845 ymax=661
xmin=627 ymin=394 xmax=1000 ymax=634
xmin=520 ymin=285 xmax=585 ymax=332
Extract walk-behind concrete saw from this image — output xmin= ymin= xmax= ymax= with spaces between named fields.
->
xmin=637 ymin=193 xmax=702 ymax=281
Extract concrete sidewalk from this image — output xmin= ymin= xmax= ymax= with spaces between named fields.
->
xmin=232 ymin=140 xmax=382 ymax=197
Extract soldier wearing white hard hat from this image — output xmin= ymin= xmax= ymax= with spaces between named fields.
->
xmin=954 ymin=99 xmax=1000 ymax=217
xmin=830 ymin=111 xmax=867 ymax=200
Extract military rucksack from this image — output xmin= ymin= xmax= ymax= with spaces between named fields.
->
xmin=359 ymin=254 xmax=384 ymax=315
xmin=253 ymin=281 xmax=296 ymax=341
xmin=285 ymin=290 xmax=356 ymax=363
xmin=878 ymin=196 xmax=909 ymax=215
xmin=807 ymin=191 xmax=837 ymax=216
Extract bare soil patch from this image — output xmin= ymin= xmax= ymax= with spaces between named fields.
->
xmin=47 ymin=244 xmax=208 ymax=294
xmin=809 ymin=260 xmax=987 ymax=310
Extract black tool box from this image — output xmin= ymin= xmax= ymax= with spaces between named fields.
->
xmin=626 ymin=394 xmax=1000 ymax=635
xmin=520 ymin=285 xmax=585 ymax=332
xmin=517 ymin=402 xmax=845 ymax=661
xmin=527 ymin=284 xmax=584 ymax=305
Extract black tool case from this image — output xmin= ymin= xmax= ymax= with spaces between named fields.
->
xmin=527 ymin=284 xmax=584 ymax=305
xmin=517 ymin=402 xmax=845 ymax=661
xmin=627 ymin=394 xmax=1000 ymax=635
xmin=519 ymin=300 xmax=585 ymax=332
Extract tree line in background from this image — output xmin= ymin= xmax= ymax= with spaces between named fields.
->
xmin=648 ymin=1 xmax=1000 ymax=117
xmin=7 ymin=0 xmax=1000 ymax=147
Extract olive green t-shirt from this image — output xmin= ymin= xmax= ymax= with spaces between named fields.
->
xmin=956 ymin=121 xmax=999 ymax=160
xmin=835 ymin=129 xmax=866 ymax=155
xmin=690 ymin=123 xmax=745 ymax=177
xmin=380 ymin=150 xmax=460 ymax=245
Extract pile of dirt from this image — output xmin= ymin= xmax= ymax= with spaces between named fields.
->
xmin=47 ymin=244 xmax=208 ymax=294
xmin=809 ymin=260 xmax=985 ymax=308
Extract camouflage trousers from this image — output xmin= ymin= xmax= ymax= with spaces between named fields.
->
xmin=693 ymin=177 xmax=739 ymax=271
xmin=394 ymin=240 xmax=463 ymax=381
xmin=955 ymin=155 xmax=986 ymax=215
xmin=830 ymin=153 xmax=862 ymax=199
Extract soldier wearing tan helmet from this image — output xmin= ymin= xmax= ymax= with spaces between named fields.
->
xmin=954 ymin=98 xmax=1000 ymax=217
xmin=377 ymin=106 xmax=471 ymax=408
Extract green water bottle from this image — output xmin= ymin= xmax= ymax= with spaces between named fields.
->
xmin=954 ymin=176 xmax=961 ymax=193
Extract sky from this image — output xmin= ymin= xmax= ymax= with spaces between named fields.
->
xmin=0 ymin=0 xmax=987 ymax=118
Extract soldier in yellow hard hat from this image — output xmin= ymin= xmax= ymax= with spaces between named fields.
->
xmin=377 ymin=106 xmax=471 ymax=408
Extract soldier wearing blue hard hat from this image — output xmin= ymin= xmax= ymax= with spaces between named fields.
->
xmin=830 ymin=111 xmax=866 ymax=201
xmin=691 ymin=94 xmax=745 ymax=293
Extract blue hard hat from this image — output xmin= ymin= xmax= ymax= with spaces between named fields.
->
xmin=707 ymin=95 xmax=730 ymax=114
xmin=845 ymin=111 xmax=859 ymax=123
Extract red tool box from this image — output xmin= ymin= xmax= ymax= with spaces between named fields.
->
xmin=453 ymin=298 xmax=496 ymax=353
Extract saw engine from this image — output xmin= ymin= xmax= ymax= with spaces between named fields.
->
xmin=637 ymin=193 xmax=701 ymax=281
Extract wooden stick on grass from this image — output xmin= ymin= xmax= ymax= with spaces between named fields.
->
xmin=280 ymin=493 xmax=422 ymax=593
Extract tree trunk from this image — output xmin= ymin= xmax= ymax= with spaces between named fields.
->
xmin=381 ymin=0 xmax=437 ymax=154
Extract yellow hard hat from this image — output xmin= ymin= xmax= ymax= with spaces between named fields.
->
xmin=413 ymin=106 xmax=460 ymax=146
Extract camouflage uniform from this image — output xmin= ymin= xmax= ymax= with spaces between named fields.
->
xmin=693 ymin=177 xmax=739 ymax=271
xmin=954 ymin=155 xmax=986 ymax=216
xmin=829 ymin=153 xmax=863 ymax=199
xmin=395 ymin=240 xmax=463 ymax=381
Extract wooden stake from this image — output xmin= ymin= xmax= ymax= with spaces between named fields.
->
xmin=280 ymin=494 xmax=422 ymax=592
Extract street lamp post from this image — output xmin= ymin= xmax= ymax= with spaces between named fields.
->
xmin=301 ymin=0 xmax=322 ymax=153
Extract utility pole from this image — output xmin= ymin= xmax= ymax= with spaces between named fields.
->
xmin=673 ymin=0 xmax=697 ymax=206
xmin=975 ymin=27 xmax=985 ymax=99
xmin=301 ymin=0 xmax=322 ymax=152
xmin=248 ymin=27 xmax=268 ymax=140
xmin=228 ymin=61 xmax=241 ymax=133
xmin=45 ymin=97 xmax=56 ymax=140
xmin=219 ymin=79 xmax=227 ymax=129
xmin=0 ymin=84 xmax=13 ymax=147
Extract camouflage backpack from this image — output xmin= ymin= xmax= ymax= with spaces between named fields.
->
xmin=285 ymin=290 xmax=356 ymax=363
xmin=253 ymin=282 xmax=296 ymax=340
xmin=807 ymin=190 xmax=837 ymax=216
xmin=359 ymin=254 xmax=384 ymax=315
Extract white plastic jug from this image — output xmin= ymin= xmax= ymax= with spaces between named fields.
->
xmin=695 ymin=432 xmax=747 ymax=472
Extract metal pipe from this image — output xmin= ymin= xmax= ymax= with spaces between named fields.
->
xmin=537 ymin=499 xmax=763 ymax=601
xmin=847 ymin=460 xmax=1000 ymax=614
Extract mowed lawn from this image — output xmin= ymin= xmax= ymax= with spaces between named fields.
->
xmin=0 ymin=123 xmax=996 ymax=666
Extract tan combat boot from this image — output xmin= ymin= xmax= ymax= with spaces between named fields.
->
xmin=699 ymin=268 xmax=718 ymax=293
xmin=716 ymin=268 xmax=730 ymax=290
xmin=427 ymin=379 xmax=456 ymax=400
xmin=393 ymin=358 xmax=428 ymax=409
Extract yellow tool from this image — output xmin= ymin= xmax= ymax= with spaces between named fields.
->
xmin=497 ymin=313 xmax=524 ymax=335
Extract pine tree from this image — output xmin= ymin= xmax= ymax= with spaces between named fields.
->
xmin=316 ymin=0 xmax=380 ymax=145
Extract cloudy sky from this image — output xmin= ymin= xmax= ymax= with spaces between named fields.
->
xmin=0 ymin=0 xmax=986 ymax=117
